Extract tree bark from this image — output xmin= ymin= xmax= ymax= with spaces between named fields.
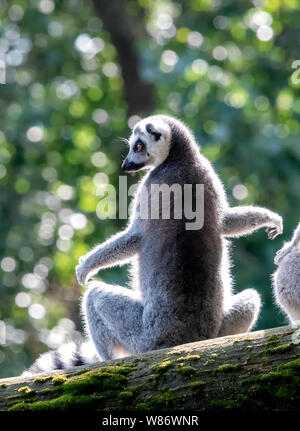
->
xmin=1 ymin=325 xmax=300 ymax=411
xmin=91 ymin=0 xmax=153 ymax=116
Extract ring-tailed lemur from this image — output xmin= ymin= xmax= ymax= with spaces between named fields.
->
xmin=273 ymin=222 xmax=300 ymax=323
xmin=24 ymin=115 xmax=283 ymax=375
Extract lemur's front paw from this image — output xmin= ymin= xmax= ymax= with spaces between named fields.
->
xmin=78 ymin=254 xmax=87 ymax=265
xmin=265 ymin=216 xmax=283 ymax=240
xmin=76 ymin=262 xmax=89 ymax=285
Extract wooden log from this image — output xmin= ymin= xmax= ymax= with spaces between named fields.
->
xmin=0 ymin=324 xmax=299 ymax=411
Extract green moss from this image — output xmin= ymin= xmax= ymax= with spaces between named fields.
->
xmin=149 ymin=389 xmax=176 ymax=409
xmin=246 ymin=351 xmax=267 ymax=363
xmin=0 ymin=382 xmax=7 ymax=388
xmin=9 ymin=394 xmax=94 ymax=411
xmin=266 ymin=334 xmax=280 ymax=345
xmin=34 ymin=376 xmax=49 ymax=384
xmin=189 ymin=354 xmax=201 ymax=360
xmin=118 ymin=390 xmax=134 ymax=400
xmin=152 ymin=359 xmax=172 ymax=373
xmin=135 ymin=381 xmax=154 ymax=392
xmin=210 ymin=399 xmax=241 ymax=409
xmin=131 ymin=387 xmax=178 ymax=411
xmin=126 ymin=385 xmax=139 ymax=392
xmin=8 ymin=364 xmax=137 ymax=411
xmin=52 ymin=375 xmax=67 ymax=385
xmin=260 ymin=356 xmax=300 ymax=383
xmin=189 ymin=380 xmax=205 ymax=390
xmin=280 ymin=355 xmax=300 ymax=370
xmin=176 ymin=354 xmax=200 ymax=362
xmin=134 ymin=402 xmax=149 ymax=410
xmin=273 ymin=385 xmax=296 ymax=399
xmin=61 ymin=365 xmax=132 ymax=395
xmin=233 ymin=337 xmax=252 ymax=344
xmin=178 ymin=365 xmax=196 ymax=376
xmin=169 ymin=350 xmax=184 ymax=356
xmin=18 ymin=386 xmax=34 ymax=396
xmin=217 ymin=363 xmax=242 ymax=373
xmin=246 ymin=356 xmax=300 ymax=400
xmin=265 ymin=344 xmax=293 ymax=355
xmin=8 ymin=402 xmax=27 ymax=411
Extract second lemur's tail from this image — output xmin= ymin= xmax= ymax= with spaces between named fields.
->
xmin=22 ymin=340 xmax=100 ymax=377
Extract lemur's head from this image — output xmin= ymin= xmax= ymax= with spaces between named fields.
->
xmin=122 ymin=116 xmax=172 ymax=173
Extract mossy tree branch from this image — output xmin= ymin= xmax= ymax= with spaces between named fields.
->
xmin=0 ymin=325 xmax=300 ymax=411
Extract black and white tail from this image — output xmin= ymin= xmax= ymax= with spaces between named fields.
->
xmin=22 ymin=340 xmax=100 ymax=377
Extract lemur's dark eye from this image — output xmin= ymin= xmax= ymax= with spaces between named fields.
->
xmin=134 ymin=139 xmax=145 ymax=152
xmin=146 ymin=123 xmax=161 ymax=141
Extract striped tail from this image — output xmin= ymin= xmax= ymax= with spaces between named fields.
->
xmin=22 ymin=340 xmax=100 ymax=377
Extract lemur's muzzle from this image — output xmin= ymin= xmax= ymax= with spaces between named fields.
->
xmin=121 ymin=158 xmax=145 ymax=173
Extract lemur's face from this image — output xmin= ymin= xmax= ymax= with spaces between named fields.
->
xmin=122 ymin=116 xmax=171 ymax=173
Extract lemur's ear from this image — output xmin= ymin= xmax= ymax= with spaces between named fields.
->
xmin=146 ymin=123 xmax=161 ymax=141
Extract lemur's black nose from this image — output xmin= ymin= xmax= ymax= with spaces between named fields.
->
xmin=122 ymin=158 xmax=145 ymax=173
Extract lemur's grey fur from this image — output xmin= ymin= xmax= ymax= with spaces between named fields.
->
xmin=24 ymin=115 xmax=283 ymax=375
xmin=273 ymin=222 xmax=300 ymax=323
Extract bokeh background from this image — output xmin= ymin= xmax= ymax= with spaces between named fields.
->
xmin=0 ymin=0 xmax=300 ymax=378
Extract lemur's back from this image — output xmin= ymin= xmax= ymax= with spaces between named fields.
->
xmin=137 ymin=147 xmax=226 ymax=341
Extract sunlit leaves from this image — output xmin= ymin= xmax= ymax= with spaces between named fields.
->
xmin=73 ymin=126 xmax=96 ymax=149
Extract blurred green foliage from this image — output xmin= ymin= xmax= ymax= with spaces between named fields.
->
xmin=0 ymin=0 xmax=299 ymax=377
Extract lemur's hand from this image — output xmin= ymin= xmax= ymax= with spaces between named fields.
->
xmin=76 ymin=254 xmax=93 ymax=285
xmin=265 ymin=215 xmax=283 ymax=240
xmin=78 ymin=254 xmax=87 ymax=265
xmin=76 ymin=262 xmax=88 ymax=285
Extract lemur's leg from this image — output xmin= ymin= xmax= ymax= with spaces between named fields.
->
xmin=218 ymin=289 xmax=261 ymax=337
xmin=82 ymin=281 xmax=143 ymax=361
xmin=221 ymin=206 xmax=283 ymax=239
xmin=76 ymin=228 xmax=141 ymax=285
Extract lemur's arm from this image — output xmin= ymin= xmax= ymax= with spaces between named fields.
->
xmin=76 ymin=227 xmax=141 ymax=285
xmin=221 ymin=206 xmax=283 ymax=239
xmin=274 ymin=222 xmax=300 ymax=265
